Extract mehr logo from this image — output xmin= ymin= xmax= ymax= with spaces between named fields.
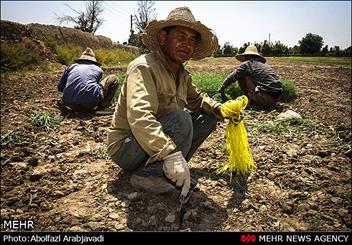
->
xmin=1 ymin=220 xmax=34 ymax=230
xmin=240 ymin=234 xmax=257 ymax=243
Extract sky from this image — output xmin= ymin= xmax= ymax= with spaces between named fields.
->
xmin=1 ymin=1 xmax=351 ymax=49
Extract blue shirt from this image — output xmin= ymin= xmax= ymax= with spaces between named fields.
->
xmin=58 ymin=62 xmax=103 ymax=108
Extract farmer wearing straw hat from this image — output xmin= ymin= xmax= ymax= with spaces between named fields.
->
xmin=217 ymin=45 xmax=283 ymax=109
xmin=107 ymin=7 xmax=222 ymax=198
xmin=57 ymin=47 xmax=119 ymax=114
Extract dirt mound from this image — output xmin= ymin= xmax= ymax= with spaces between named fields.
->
xmin=0 ymin=20 xmax=138 ymax=54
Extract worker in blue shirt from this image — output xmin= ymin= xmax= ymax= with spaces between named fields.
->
xmin=58 ymin=47 xmax=119 ymax=114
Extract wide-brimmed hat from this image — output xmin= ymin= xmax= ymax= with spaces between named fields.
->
xmin=142 ymin=7 xmax=218 ymax=60
xmin=235 ymin=45 xmax=266 ymax=63
xmin=75 ymin=47 xmax=101 ymax=66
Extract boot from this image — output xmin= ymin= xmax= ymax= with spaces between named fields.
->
xmin=130 ymin=163 xmax=176 ymax=194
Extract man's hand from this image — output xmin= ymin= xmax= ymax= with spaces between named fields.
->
xmin=231 ymin=111 xmax=244 ymax=125
xmin=213 ymin=105 xmax=222 ymax=118
xmin=163 ymin=151 xmax=191 ymax=198
xmin=217 ymin=86 xmax=225 ymax=95
xmin=217 ymin=87 xmax=227 ymax=101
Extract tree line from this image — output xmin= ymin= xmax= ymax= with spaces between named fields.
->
xmin=215 ymin=33 xmax=351 ymax=57
xmin=56 ymin=1 xmax=351 ymax=57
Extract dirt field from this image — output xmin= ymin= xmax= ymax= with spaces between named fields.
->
xmin=1 ymin=57 xmax=351 ymax=231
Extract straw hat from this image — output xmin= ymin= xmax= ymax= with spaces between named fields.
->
xmin=235 ymin=45 xmax=266 ymax=63
xmin=75 ymin=47 xmax=101 ymax=66
xmin=142 ymin=7 xmax=218 ymax=60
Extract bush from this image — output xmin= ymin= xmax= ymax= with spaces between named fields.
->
xmin=192 ymin=73 xmax=243 ymax=102
xmin=0 ymin=40 xmax=45 ymax=72
xmin=192 ymin=73 xmax=226 ymax=97
xmin=29 ymin=111 xmax=60 ymax=131
xmin=53 ymin=46 xmax=137 ymax=67
xmin=191 ymin=73 xmax=296 ymax=104
xmin=1 ymin=130 xmax=20 ymax=147
xmin=95 ymin=48 xmax=137 ymax=67
xmin=55 ymin=45 xmax=83 ymax=66
xmin=281 ymin=79 xmax=297 ymax=102
xmin=226 ymin=83 xmax=244 ymax=100
xmin=113 ymin=72 xmax=126 ymax=101
xmin=1 ymin=36 xmax=138 ymax=72
xmin=258 ymin=117 xmax=318 ymax=135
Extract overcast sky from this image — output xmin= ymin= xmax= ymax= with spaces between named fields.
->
xmin=1 ymin=1 xmax=351 ymax=49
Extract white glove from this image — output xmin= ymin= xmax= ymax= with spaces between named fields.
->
xmin=162 ymin=151 xmax=191 ymax=198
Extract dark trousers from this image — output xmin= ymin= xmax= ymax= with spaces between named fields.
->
xmin=111 ymin=110 xmax=217 ymax=176
xmin=239 ymin=76 xmax=279 ymax=109
xmin=98 ymin=75 xmax=120 ymax=108
xmin=65 ymin=75 xmax=119 ymax=112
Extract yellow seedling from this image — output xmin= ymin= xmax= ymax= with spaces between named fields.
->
xmin=216 ymin=95 xmax=255 ymax=176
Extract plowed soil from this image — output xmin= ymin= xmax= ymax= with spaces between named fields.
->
xmin=1 ymin=57 xmax=351 ymax=231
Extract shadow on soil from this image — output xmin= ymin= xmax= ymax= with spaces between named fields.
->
xmin=106 ymin=170 xmax=229 ymax=231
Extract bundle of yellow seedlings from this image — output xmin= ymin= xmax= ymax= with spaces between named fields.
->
xmin=216 ymin=95 xmax=255 ymax=176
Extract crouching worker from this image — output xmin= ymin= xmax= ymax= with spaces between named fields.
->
xmin=107 ymin=7 xmax=222 ymax=199
xmin=57 ymin=47 xmax=119 ymax=115
xmin=217 ymin=45 xmax=283 ymax=110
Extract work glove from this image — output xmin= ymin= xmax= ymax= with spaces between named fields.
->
xmin=162 ymin=151 xmax=191 ymax=198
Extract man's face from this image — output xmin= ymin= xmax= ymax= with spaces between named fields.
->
xmin=158 ymin=26 xmax=198 ymax=65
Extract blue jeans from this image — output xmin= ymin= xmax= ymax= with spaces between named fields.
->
xmin=111 ymin=110 xmax=217 ymax=175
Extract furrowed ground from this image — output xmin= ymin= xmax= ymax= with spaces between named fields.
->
xmin=0 ymin=57 xmax=351 ymax=231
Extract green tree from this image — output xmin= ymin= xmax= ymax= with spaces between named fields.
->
xmin=128 ymin=30 xmax=139 ymax=46
xmin=299 ymin=33 xmax=324 ymax=55
xmin=328 ymin=46 xmax=341 ymax=56
xmin=222 ymin=42 xmax=235 ymax=57
xmin=254 ymin=42 xmax=262 ymax=53
xmin=272 ymin=41 xmax=288 ymax=56
xmin=239 ymin=42 xmax=250 ymax=54
xmin=333 ymin=46 xmax=340 ymax=52
xmin=288 ymin=45 xmax=300 ymax=56
xmin=261 ymin=40 xmax=272 ymax=56
xmin=343 ymin=46 xmax=352 ymax=56
xmin=321 ymin=45 xmax=329 ymax=56
xmin=213 ymin=44 xmax=222 ymax=57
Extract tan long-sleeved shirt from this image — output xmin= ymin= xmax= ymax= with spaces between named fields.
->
xmin=107 ymin=51 xmax=221 ymax=163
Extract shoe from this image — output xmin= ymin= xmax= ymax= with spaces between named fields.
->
xmin=57 ymin=99 xmax=76 ymax=112
xmin=130 ymin=174 xmax=176 ymax=194
xmin=95 ymin=107 xmax=115 ymax=115
xmin=56 ymin=99 xmax=64 ymax=108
